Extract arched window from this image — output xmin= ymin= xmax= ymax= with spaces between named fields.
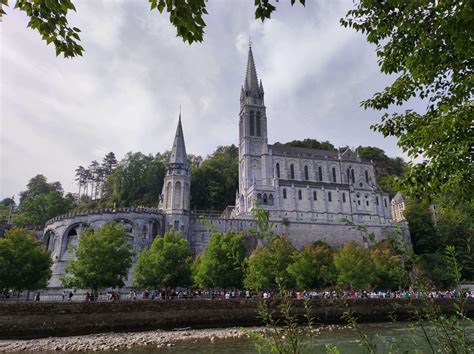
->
xmin=250 ymin=111 xmax=255 ymax=136
xmin=275 ymin=163 xmax=280 ymax=178
xmin=257 ymin=193 xmax=263 ymax=205
xmin=328 ymin=192 xmax=332 ymax=202
xmin=376 ymin=196 xmax=379 ymax=205
xmin=365 ymin=170 xmax=369 ymax=183
xmin=366 ymin=200 xmax=369 ymax=206
xmin=347 ymin=169 xmax=350 ymax=183
xmin=283 ymin=189 xmax=287 ymax=199
xmin=318 ymin=166 xmax=323 ymax=181
xmin=263 ymin=193 xmax=268 ymax=205
xmin=290 ymin=164 xmax=295 ymax=179
xmin=268 ymin=194 xmax=274 ymax=206
xmin=174 ymin=181 xmax=182 ymax=209
xmin=165 ymin=182 xmax=172 ymax=209
xmin=304 ymin=165 xmax=309 ymax=180
xmin=256 ymin=112 xmax=261 ymax=136
xmin=298 ymin=190 xmax=302 ymax=200
xmin=384 ymin=199 xmax=388 ymax=207
xmin=351 ymin=169 xmax=355 ymax=183
xmin=313 ymin=191 xmax=317 ymax=200
xmin=342 ymin=193 xmax=346 ymax=203
xmin=332 ymin=167 xmax=337 ymax=182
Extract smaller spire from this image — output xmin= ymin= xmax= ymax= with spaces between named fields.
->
xmin=169 ymin=113 xmax=188 ymax=166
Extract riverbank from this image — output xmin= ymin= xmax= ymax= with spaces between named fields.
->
xmin=0 ymin=325 xmax=345 ymax=352
xmin=1 ymin=298 xmax=472 ymax=339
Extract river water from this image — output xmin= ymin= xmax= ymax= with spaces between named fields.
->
xmin=108 ymin=321 xmax=474 ymax=354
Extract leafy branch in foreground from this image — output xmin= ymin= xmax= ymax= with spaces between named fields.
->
xmin=1 ymin=0 xmax=306 ymax=58
xmin=342 ymin=0 xmax=474 ymax=203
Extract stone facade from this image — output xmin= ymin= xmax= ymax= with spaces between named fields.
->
xmin=43 ymin=46 xmax=410 ymax=288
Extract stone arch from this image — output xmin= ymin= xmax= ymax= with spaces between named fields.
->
xmin=332 ymin=167 xmax=337 ymax=182
xmin=174 ymin=181 xmax=182 ymax=209
xmin=290 ymin=164 xmax=295 ymax=179
xmin=318 ymin=166 xmax=323 ymax=181
xmin=304 ymin=165 xmax=309 ymax=180
xmin=275 ymin=162 xmax=280 ymax=178
xmin=62 ymin=222 xmax=90 ymax=257
xmin=44 ymin=229 xmax=56 ymax=252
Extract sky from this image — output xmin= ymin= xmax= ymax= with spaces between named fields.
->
xmin=0 ymin=0 xmax=421 ymax=200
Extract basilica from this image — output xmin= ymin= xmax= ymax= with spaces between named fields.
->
xmin=44 ymin=47 xmax=408 ymax=287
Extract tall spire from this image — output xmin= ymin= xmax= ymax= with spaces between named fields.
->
xmin=244 ymin=46 xmax=260 ymax=94
xmin=169 ymin=113 xmax=188 ymax=166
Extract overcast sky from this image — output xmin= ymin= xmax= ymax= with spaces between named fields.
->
xmin=0 ymin=0 xmax=421 ymax=200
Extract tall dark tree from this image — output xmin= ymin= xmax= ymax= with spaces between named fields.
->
xmin=404 ymin=199 xmax=439 ymax=255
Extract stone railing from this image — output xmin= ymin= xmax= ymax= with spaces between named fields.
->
xmin=45 ymin=207 xmax=162 ymax=226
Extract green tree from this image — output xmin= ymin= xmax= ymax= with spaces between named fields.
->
xmin=369 ymin=241 xmax=409 ymax=290
xmin=244 ymin=236 xmax=295 ymax=290
xmin=15 ymin=175 xmax=73 ymax=226
xmin=191 ymin=145 xmax=239 ymax=211
xmin=333 ymin=241 xmax=374 ymax=289
xmin=0 ymin=228 xmax=52 ymax=294
xmin=62 ymin=223 xmax=132 ymax=293
xmin=17 ymin=190 xmax=73 ymax=226
xmin=134 ymin=230 xmax=192 ymax=293
xmin=287 ymin=241 xmax=336 ymax=289
xmin=193 ymin=231 xmax=246 ymax=290
xmin=2 ymin=0 xmax=305 ymax=58
xmin=404 ymin=199 xmax=439 ymax=255
xmin=437 ymin=207 xmax=474 ymax=281
xmin=277 ymin=138 xmax=337 ymax=151
xmin=106 ymin=152 xmax=166 ymax=207
xmin=342 ymin=1 xmax=473 ymax=202
xmin=19 ymin=174 xmax=63 ymax=203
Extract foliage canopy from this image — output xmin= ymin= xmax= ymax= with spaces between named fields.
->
xmin=134 ymin=230 xmax=192 ymax=290
xmin=0 ymin=227 xmax=52 ymax=292
xmin=62 ymin=223 xmax=133 ymax=291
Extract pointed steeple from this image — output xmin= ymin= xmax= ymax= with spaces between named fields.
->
xmin=244 ymin=46 xmax=260 ymax=94
xmin=169 ymin=113 xmax=188 ymax=166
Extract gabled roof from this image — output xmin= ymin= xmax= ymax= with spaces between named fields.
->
xmin=269 ymin=144 xmax=360 ymax=161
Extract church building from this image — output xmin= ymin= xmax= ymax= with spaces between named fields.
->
xmin=43 ymin=46 xmax=408 ymax=288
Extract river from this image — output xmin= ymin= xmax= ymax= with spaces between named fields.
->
xmin=104 ymin=321 xmax=474 ymax=353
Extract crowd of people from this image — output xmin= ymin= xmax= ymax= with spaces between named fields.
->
xmin=1 ymin=288 xmax=473 ymax=302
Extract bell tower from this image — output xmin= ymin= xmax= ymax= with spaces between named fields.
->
xmin=236 ymin=45 xmax=271 ymax=214
xmin=160 ymin=114 xmax=191 ymax=237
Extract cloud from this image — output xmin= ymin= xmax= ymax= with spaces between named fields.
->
xmin=1 ymin=0 xmax=412 ymax=199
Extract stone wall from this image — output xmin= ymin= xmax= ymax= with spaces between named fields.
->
xmin=189 ymin=215 xmax=410 ymax=254
xmin=0 ymin=299 xmax=472 ymax=339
